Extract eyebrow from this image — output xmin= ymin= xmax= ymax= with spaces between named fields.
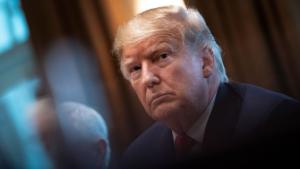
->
xmin=122 ymin=58 xmax=135 ymax=68
xmin=144 ymin=42 xmax=176 ymax=59
xmin=122 ymin=39 xmax=178 ymax=66
xmin=122 ymin=44 xmax=159 ymax=66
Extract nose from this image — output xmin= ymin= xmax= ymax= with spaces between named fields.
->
xmin=141 ymin=64 xmax=160 ymax=88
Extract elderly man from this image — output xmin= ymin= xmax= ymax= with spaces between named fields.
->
xmin=113 ymin=5 xmax=300 ymax=169
xmin=58 ymin=102 xmax=111 ymax=169
xmin=30 ymin=99 xmax=110 ymax=169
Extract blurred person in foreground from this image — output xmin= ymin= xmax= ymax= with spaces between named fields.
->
xmin=113 ymin=5 xmax=300 ymax=169
xmin=58 ymin=102 xmax=111 ymax=169
xmin=30 ymin=99 xmax=110 ymax=169
xmin=28 ymin=97 xmax=66 ymax=169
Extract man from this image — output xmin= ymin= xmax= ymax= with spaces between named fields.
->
xmin=30 ymin=99 xmax=111 ymax=169
xmin=113 ymin=5 xmax=300 ymax=169
xmin=58 ymin=102 xmax=111 ymax=169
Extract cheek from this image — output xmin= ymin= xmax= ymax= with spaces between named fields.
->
xmin=166 ymin=62 xmax=196 ymax=87
xmin=168 ymin=61 xmax=203 ymax=97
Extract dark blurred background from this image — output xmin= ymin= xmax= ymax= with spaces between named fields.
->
xmin=1 ymin=0 xmax=300 ymax=168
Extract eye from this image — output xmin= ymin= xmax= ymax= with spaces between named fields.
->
xmin=152 ymin=52 xmax=170 ymax=62
xmin=159 ymin=53 xmax=169 ymax=60
xmin=127 ymin=64 xmax=142 ymax=80
xmin=151 ymin=51 xmax=173 ymax=67
xmin=132 ymin=65 xmax=141 ymax=72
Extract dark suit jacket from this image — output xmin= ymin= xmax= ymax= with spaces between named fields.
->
xmin=121 ymin=82 xmax=300 ymax=169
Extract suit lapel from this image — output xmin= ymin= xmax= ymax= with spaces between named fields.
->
xmin=158 ymin=123 xmax=176 ymax=155
xmin=152 ymin=123 xmax=176 ymax=168
xmin=202 ymin=83 xmax=243 ymax=154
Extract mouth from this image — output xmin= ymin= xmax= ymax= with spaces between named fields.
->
xmin=149 ymin=93 xmax=174 ymax=109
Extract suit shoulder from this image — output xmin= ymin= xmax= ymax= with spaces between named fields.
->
xmin=122 ymin=122 xmax=170 ymax=157
xmin=127 ymin=122 xmax=168 ymax=148
xmin=228 ymin=82 xmax=299 ymax=103
xmin=121 ymin=122 xmax=174 ymax=169
xmin=229 ymin=82 xmax=300 ymax=135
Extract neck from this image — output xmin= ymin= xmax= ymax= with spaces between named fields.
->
xmin=167 ymin=75 xmax=221 ymax=135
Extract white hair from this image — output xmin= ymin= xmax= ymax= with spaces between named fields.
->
xmin=58 ymin=102 xmax=110 ymax=169
xmin=113 ymin=5 xmax=228 ymax=82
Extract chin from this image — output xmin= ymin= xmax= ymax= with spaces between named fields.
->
xmin=150 ymin=105 xmax=177 ymax=121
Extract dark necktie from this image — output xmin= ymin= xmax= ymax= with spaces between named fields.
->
xmin=175 ymin=133 xmax=196 ymax=158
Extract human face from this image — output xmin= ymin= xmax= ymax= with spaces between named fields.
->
xmin=121 ymin=35 xmax=211 ymax=123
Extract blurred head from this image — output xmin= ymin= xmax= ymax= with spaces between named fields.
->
xmin=58 ymin=102 xmax=110 ymax=169
xmin=113 ymin=6 xmax=227 ymax=132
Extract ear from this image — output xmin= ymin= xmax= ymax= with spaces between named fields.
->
xmin=201 ymin=47 xmax=215 ymax=78
xmin=96 ymin=139 xmax=107 ymax=166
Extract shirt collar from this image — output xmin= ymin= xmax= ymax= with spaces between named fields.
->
xmin=172 ymin=94 xmax=216 ymax=143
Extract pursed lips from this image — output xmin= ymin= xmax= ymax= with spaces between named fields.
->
xmin=148 ymin=92 xmax=174 ymax=108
